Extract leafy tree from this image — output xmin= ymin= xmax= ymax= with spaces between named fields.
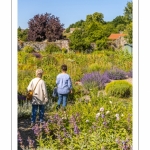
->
xmin=86 ymin=12 xmax=104 ymax=23
xmin=28 ymin=13 xmax=64 ymax=42
xmin=124 ymin=1 xmax=133 ymax=23
xmin=124 ymin=22 xmax=132 ymax=44
xmin=116 ymin=24 xmax=126 ymax=32
xmin=65 ymin=20 xmax=85 ymax=33
xmin=18 ymin=27 xmax=28 ymax=41
xmin=92 ymin=12 xmax=104 ymax=23
xmin=69 ymin=29 xmax=90 ymax=52
xmin=112 ymin=16 xmax=127 ymax=27
xmin=96 ymin=38 xmax=108 ymax=50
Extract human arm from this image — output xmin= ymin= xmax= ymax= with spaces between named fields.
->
xmin=42 ymin=81 xmax=48 ymax=103
xmin=27 ymin=80 xmax=33 ymax=91
xmin=68 ymin=77 xmax=73 ymax=93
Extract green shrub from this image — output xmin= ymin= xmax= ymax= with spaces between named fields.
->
xmin=62 ymin=48 xmax=68 ymax=53
xmin=22 ymin=45 xmax=34 ymax=53
xmin=88 ymin=63 xmax=101 ymax=72
xmin=44 ymin=43 xmax=61 ymax=53
xmin=105 ymin=80 xmax=132 ymax=98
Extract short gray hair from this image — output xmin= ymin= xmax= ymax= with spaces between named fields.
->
xmin=36 ymin=69 xmax=43 ymax=77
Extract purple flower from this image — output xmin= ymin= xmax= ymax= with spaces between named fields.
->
xmin=32 ymin=124 xmax=41 ymax=136
xmin=81 ymin=71 xmax=110 ymax=90
xmin=105 ymin=68 xmax=127 ymax=80
xmin=18 ymin=93 xmax=26 ymax=101
xmin=126 ymin=70 xmax=132 ymax=78
xmin=101 ymin=114 xmax=105 ymax=118
xmin=74 ymin=124 xmax=79 ymax=134
xmin=27 ymin=137 xmax=35 ymax=148
xmin=103 ymin=121 xmax=107 ymax=126
xmin=100 ymin=107 xmax=104 ymax=112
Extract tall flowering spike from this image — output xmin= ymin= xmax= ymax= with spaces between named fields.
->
xmin=115 ymin=114 xmax=120 ymax=121
xmin=105 ymin=68 xmax=127 ymax=80
xmin=74 ymin=124 xmax=80 ymax=134
xmin=32 ymin=124 xmax=41 ymax=136
xmin=81 ymin=71 xmax=110 ymax=90
xmin=96 ymin=112 xmax=100 ymax=119
xmin=18 ymin=131 xmax=23 ymax=145
xmin=101 ymin=114 xmax=105 ymax=118
xmin=27 ymin=136 xmax=35 ymax=148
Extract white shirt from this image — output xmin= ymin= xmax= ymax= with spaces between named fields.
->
xmin=27 ymin=77 xmax=48 ymax=105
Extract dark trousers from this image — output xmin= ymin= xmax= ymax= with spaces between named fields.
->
xmin=31 ymin=105 xmax=45 ymax=123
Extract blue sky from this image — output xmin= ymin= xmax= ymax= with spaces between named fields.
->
xmin=18 ymin=0 xmax=131 ymax=29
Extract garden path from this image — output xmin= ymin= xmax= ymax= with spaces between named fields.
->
xmin=18 ymin=78 xmax=132 ymax=149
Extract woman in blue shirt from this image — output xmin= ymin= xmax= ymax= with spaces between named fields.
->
xmin=56 ymin=64 xmax=72 ymax=111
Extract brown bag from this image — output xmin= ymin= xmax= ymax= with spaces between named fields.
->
xmin=26 ymin=78 xmax=41 ymax=100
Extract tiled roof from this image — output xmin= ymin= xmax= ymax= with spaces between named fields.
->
xmin=108 ymin=33 xmax=126 ymax=40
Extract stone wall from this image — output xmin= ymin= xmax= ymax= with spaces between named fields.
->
xmin=18 ymin=40 xmax=69 ymax=51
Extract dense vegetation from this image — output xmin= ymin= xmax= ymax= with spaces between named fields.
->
xmin=18 ymin=49 xmax=132 ymax=149
xmin=18 ymin=1 xmax=132 ymax=149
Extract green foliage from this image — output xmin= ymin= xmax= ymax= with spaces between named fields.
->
xmin=116 ymin=24 xmax=126 ymax=32
xmin=96 ymin=38 xmax=108 ymax=50
xmin=66 ymin=20 xmax=85 ymax=32
xmin=88 ymin=63 xmax=101 ymax=72
xmin=124 ymin=1 xmax=133 ymax=23
xmin=112 ymin=16 xmax=127 ymax=27
xmin=18 ymin=27 xmax=28 ymax=41
xmin=22 ymin=45 xmax=34 ymax=53
xmin=18 ymin=50 xmax=132 ymax=149
xmin=32 ymin=93 xmax=132 ymax=149
xmin=86 ymin=12 xmax=105 ymax=23
xmin=44 ymin=43 xmax=61 ymax=53
xmin=124 ymin=22 xmax=132 ymax=44
xmin=61 ymin=48 xmax=67 ymax=53
xmin=105 ymin=80 xmax=132 ymax=98
xmin=69 ymin=29 xmax=91 ymax=52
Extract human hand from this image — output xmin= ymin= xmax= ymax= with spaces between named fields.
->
xmin=45 ymin=98 xmax=48 ymax=103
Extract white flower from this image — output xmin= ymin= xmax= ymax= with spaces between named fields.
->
xmin=86 ymin=120 xmax=89 ymax=123
xmin=109 ymin=101 xmax=112 ymax=104
xmin=100 ymin=107 xmax=104 ymax=112
xmin=115 ymin=114 xmax=119 ymax=117
xmin=96 ymin=112 xmax=100 ymax=118
xmin=106 ymin=111 xmax=110 ymax=114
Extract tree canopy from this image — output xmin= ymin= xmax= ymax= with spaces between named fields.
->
xmin=27 ymin=13 xmax=64 ymax=42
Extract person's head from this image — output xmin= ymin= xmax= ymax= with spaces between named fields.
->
xmin=61 ymin=64 xmax=67 ymax=72
xmin=36 ymin=69 xmax=43 ymax=78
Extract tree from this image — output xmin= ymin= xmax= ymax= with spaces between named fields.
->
xmin=18 ymin=27 xmax=28 ymax=41
xmin=92 ymin=12 xmax=104 ymax=23
xmin=124 ymin=22 xmax=132 ymax=44
xmin=69 ymin=29 xmax=90 ymax=52
xmin=85 ymin=12 xmax=104 ymax=23
xmin=112 ymin=16 xmax=127 ymax=27
xmin=28 ymin=13 xmax=64 ymax=42
xmin=65 ymin=20 xmax=85 ymax=33
xmin=124 ymin=1 xmax=133 ymax=23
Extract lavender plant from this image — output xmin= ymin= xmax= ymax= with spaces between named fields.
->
xmin=81 ymin=71 xmax=110 ymax=90
xmin=105 ymin=68 xmax=127 ymax=80
xmin=126 ymin=70 xmax=132 ymax=78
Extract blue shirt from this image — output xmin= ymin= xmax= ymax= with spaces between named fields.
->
xmin=56 ymin=73 xmax=72 ymax=94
